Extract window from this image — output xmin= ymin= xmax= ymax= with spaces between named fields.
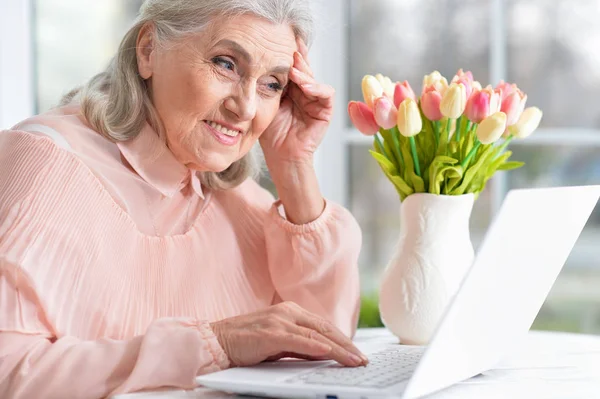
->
xmin=2 ymin=0 xmax=599 ymax=334
xmin=34 ymin=0 xmax=142 ymax=112
xmin=345 ymin=0 xmax=600 ymax=333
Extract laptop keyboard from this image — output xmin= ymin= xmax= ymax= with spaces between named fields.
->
xmin=285 ymin=346 xmax=425 ymax=388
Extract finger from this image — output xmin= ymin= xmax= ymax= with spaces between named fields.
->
xmin=264 ymin=352 xmax=330 ymax=362
xmin=270 ymin=333 xmax=333 ymax=360
xmin=290 ymin=67 xmax=314 ymax=88
xmin=300 ymin=83 xmax=334 ymax=109
xmin=294 ymin=312 xmax=368 ymax=365
xmin=288 ymin=82 xmax=317 ymax=106
xmin=289 ymin=69 xmax=317 ymax=103
xmin=301 ymin=102 xmax=333 ymax=122
xmin=293 ymin=325 xmax=364 ymax=367
xmin=296 ymin=37 xmax=310 ymax=67
xmin=294 ymin=51 xmax=313 ymax=78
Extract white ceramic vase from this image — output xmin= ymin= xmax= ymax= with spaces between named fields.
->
xmin=378 ymin=193 xmax=475 ymax=345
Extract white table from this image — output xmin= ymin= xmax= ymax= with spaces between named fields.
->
xmin=116 ymin=328 xmax=600 ymax=399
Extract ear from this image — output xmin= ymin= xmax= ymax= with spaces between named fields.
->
xmin=136 ymin=23 xmax=155 ymax=80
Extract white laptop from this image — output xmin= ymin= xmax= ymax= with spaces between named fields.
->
xmin=197 ymin=185 xmax=600 ymax=399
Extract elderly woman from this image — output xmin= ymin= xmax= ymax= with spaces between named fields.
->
xmin=0 ymin=0 xmax=366 ymax=398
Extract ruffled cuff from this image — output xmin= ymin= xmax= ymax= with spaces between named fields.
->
xmin=193 ymin=321 xmax=230 ymax=374
xmin=269 ymin=199 xmax=342 ymax=235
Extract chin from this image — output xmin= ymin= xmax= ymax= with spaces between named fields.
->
xmin=198 ymin=158 xmax=236 ymax=174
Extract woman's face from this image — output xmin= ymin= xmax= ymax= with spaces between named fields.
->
xmin=136 ymin=14 xmax=297 ymax=171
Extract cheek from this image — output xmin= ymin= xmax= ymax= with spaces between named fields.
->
xmin=253 ymin=100 xmax=281 ymax=135
xmin=161 ymin=67 xmax=227 ymax=116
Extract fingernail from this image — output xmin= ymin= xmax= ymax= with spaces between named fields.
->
xmin=350 ymin=353 xmax=363 ymax=365
xmin=302 ymin=84 xmax=314 ymax=90
xmin=360 ymin=354 xmax=369 ymax=364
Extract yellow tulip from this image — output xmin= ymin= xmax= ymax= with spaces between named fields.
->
xmin=476 ymin=112 xmax=507 ymax=144
xmin=397 ymin=98 xmax=422 ymax=137
xmin=362 ymin=75 xmax=384 ymax=109
xmin=440 ymin=83 xmax=467 ymax=119
xmin=375 ymin=73 xmax=395 ymax=98
xmin=422 ymin=70 xmax=448 ymax=94
xmin=511 ymin=107 xmax=543 ymax=139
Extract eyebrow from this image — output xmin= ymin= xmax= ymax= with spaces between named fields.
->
xmin=214 ymin=39 xmax=291 ymax=76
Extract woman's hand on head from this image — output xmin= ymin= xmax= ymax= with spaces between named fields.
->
xmin=259 ymin=38 xmax=334 ymax=166
xmin=210 ymin=302 xmax=368 ymax=367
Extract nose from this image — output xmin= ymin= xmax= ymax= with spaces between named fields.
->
xmin=224 ymin=81 xmax=257 ymax=122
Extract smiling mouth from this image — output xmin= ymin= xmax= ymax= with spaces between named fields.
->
xmin=204 ymin=120 xmax=241 ymax=137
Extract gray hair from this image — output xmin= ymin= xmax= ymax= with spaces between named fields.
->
xmin=62 ymin=0 xmax=313 ymax=190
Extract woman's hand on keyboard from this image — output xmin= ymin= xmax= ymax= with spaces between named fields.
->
xmin=210 ymin=301 xmax=368 ymax=367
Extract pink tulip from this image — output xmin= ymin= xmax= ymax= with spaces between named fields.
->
xmin=495 ymin=80 xmax=518 ymax=100
xmin=464 ymin=87 xmax=501 ymax=123
xmin=453 ymin=68 xmax=473 ymax=83
xmin=393 ymin=80 xmax=416 ymax=108
xmin=451 ymin=68 xmax=475 ymax=100
xmin=348 ymin=101 xmax=380 ymax=135
xmin=500 ymin=89 xmax=527 ymax=126
xmin=420 ymin=85 xmax=444 ymax=121
xmin=373 ymin=96 xmax=398 ymax=130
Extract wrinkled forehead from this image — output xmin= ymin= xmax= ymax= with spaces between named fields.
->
xmin=202 ymin=14 xmax=298 ymax=64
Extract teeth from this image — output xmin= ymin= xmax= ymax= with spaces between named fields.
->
xmin=207 ymin=121 xmax=239 ymax=137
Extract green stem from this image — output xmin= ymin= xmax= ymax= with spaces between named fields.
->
xmin=374 ymin=134 xmax=391 ymax=161
xmin=495 ymin=134 xmax=514 ymax=157
xmin=470 ymin=121 xmax=478 ymax=134
xmin=409 ymin=136 xmax=421 ymax=177
xmin=433 ymin=121 xmax=440 ymax=147
xmin=461 ymin=139 xmax=482 ymax=170
xmin=445 ymin=118 xmax=452 ymax=155
xmin=455 ymin=116 xmax=462 ymax=142
xmin=390 ymin=126 xmax=405 ymax=169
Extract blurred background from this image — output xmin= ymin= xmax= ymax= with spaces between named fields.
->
xmin=1 ymin=0 xmax=599 ymax=333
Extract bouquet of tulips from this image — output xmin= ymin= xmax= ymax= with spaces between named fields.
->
xmin=348 ymin=69 xmax=543 ymax=201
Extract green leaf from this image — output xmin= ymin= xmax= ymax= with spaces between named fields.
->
xmin=373 ymin=136 xmax=385 ymax=155
xmin=400 ymin=141 xmax=425 ymax=193
xmin=449 ymin=141 xmax=459 ymax=157
xmin=416 ymin=114 xmax=436 ymax=168
xmin=436 ymin=118 xmax=449 ymax=157
xmin=445 ymin=165 xmax=464 ymax=193
xmin=498 ymin=161 xmax=525 ymax=171
xmin=451 ymin=145 xmax=494 ymax=195
xmin=428 ymin=155 xmax=459 ymax=195
xmin=460 ymin=127 xmax=475 ymax=162
xmin=441 ymin=165 xmax=464 ymax=194
xmin=378 ymin=128 xmax=401 ymax=170
xmin=369 ymin=150 xmax=414 ymax=199
xmin=465 ymin=172 xmax=487 ymax=194
xmin=486 ymin=150 xmax=512 ymax=178
xmin=389 ymin=127 xmax=405 ymax=171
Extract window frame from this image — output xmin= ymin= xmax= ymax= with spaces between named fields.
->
xmin=320 ymin=0 xmax=600 ymax=213
xmin=4 ymin=0 xmax=600 ymax=203
xmin=0 ymin=0 xmax=34 ymax=129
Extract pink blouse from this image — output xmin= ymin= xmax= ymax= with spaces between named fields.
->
xmin=0 ymin=105 xmax=362 ymax=398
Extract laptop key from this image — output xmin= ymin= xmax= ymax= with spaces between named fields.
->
xmin=286 ymin=346 xmax=424 ymax=388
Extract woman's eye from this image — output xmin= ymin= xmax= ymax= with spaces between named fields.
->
xmin=267 ymin=81 xmax=283 ymax=92
xmin=212 ymin=57 xmax=235 ymax=72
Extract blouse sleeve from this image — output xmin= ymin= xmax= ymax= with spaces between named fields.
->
xmin=0 ymin=130 xmax=229 ymax=399
xmin=263 ymin=199 xmax=363 ymax=337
